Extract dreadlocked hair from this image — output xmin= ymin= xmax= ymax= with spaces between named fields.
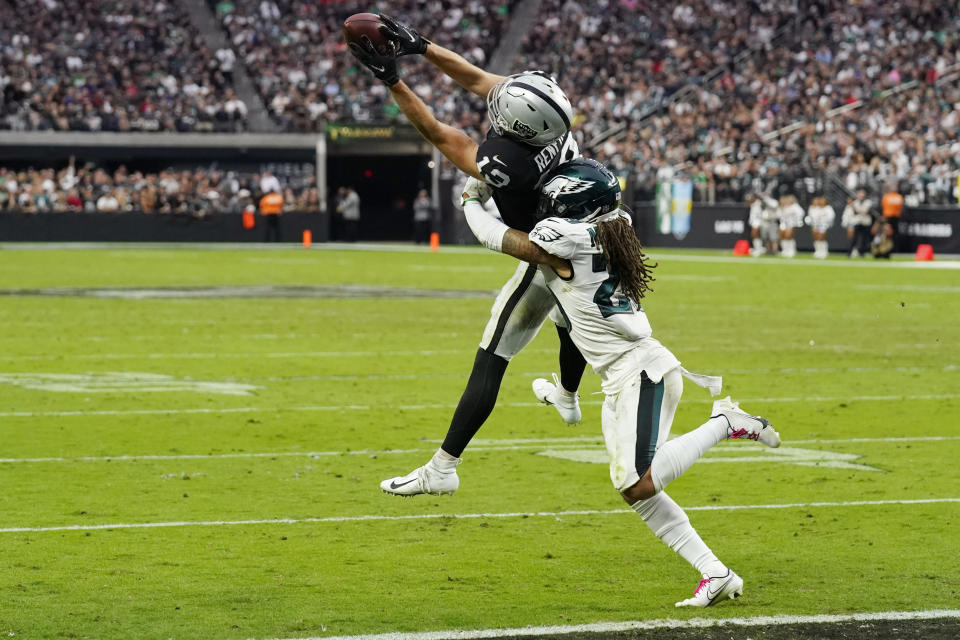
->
xmin=594 ymin=210 xmax=657 ymax=305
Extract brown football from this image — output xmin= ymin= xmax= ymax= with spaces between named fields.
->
xmin=343 ymin=13 xmax=390 ymax=54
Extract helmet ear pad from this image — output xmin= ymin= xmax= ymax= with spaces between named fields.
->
xmin=486 ymin=71 xmax=573 ymax=147
xmin=538 ymin=158 xmax=622 ymax=222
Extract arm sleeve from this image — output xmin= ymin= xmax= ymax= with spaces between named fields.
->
xmin=463 ymin=199 xmax=509 ymax=252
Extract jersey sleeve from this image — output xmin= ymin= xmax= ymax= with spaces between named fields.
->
xmin=476 ymin=137 xmax=534 ymax=191
xmin=529 ymin=217 xmax=593 ymax=260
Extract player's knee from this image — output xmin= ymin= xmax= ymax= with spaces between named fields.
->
xmin=621 ymin=475 xmax=656 ymax=503
xmin=663 ymin=368 xmax=683 ymax=405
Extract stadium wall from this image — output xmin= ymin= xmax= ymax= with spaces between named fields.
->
xmin=632 ymin=205 xmax=960 ymax=254
xmin=0 ymin=211 xmax=329 ymax=243
xmin=2 ymin=205 xmax=957 ymax=254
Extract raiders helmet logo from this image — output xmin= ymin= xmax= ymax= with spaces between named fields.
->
xmin=511 ymin=119 xmax=538 ymax=140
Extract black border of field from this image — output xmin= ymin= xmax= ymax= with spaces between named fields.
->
xmin=527 ymin=619 xmax=960 ymax=640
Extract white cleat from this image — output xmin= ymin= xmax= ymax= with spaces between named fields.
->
xmin=675 ymin=569 xmax=744 ymax=607
xmin=380 ymin=461 xmax=459 ymax=497
xmin=711 ymin=396 xmax=781 ymax=448
xmin=532 ymin=373 xmax=581 ymax=424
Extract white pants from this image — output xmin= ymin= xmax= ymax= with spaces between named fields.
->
xmin=602 ymin=367 xmax=683 ymax=491
xmin=479 ymin=262 xmax=562 ymax=360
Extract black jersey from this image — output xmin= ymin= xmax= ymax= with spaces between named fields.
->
xmin=476 ymin=131 xmax=580 ymax=232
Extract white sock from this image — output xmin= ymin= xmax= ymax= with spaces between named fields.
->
xmin=752 ymin=237 xmax=763 ymax=251
xmin=556 ymin=385 xmax=577 ymax=398
xmin=430 ymin=448 xmax=460 ymax=472
xmin=650 ymin=417 xmax=728 ymax=492
xmin=814 ymin=240 xmax=828 ymax=258
xmin=632 ymin=492 xmax=726 ymax=578
xmin=781 ymin=238 xmax=796 ymax=257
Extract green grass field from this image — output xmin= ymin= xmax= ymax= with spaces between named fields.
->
xmin=0 ymin=244 xmax=958 ymax=639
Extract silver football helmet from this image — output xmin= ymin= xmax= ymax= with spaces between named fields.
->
xmin=486 ymin=71 xmax=573 ymax=147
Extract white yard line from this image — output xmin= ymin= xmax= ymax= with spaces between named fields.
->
xmin=0 ymin=348 xmax=478 ymax=362
xmin=1 ymin=435 xmax=957 ymax=465
xmin=1 ymin=498 xmax=957 ymax=534
xmin=0 ymin=363 xmax=947 ymax=385
xmin=263 ymin=610 xmax=960 ymax=640
xmin=0 ymin=343 xmax=953 ymax=362
xmin=2 ymin=392 xmax=958 ymax=419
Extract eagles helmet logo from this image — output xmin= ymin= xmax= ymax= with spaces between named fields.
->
xmin=512 ymin=119 xmax=538 ymax=140
xmin=542 ymin=175 xmax=596 ymax=197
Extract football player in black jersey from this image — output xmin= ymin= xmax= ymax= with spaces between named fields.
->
xmin=349 ymin=13 xmax=585 ymax=496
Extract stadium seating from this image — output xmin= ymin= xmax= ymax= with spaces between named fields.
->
xmin=209 ymin=0 xmax=511 ymax=133
xmin=0 ymin=162 xmax=318 ymax=213
xmin=0 ymin=0 xmax=246 ymax=132
xmin=521 ymin=0 xmax=960 ymax=204
xmin=0 ymin=0 xmax=957 ymax=206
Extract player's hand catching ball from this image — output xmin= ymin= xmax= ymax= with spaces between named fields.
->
xmin=461 ymin=177 xmax=493 ymax=207
xmin=379 ymin=13 xmax=430 ymax=56
xmin=347 ymin=36 xmax=400 ymax=86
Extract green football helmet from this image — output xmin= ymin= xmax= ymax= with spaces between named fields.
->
xmin=537 ymin=158 xmax=622 ymax=223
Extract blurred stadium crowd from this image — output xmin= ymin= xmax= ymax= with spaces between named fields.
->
xmin=0 ymin=160 xmax=319 ymax=214
xmin=0 ymin=0 xmax=957 ymax=207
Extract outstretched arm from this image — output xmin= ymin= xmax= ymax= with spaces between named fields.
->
xmin=379 ymin=13 xmax=504 ymax=98
xmin=388 ymin=81 xmax=482 ymax=179
xmin=424 ymin=44 xmax=505 ymax=98
xmin=348 ymin=31 xmax=485 ymax=177
xmin=461 ymin=185 xmax=571 ymax=276
xmin=500 ymin=228 xmax=571 ymax=276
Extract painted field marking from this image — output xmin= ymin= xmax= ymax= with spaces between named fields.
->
xmin=2 ymin=392 xmax=958 ymax=419
xmin=0 ymin=285 xmax=499 ymax=300
xmin=0 ymin=340 xmax=953 ymax=362
xmin=0 ymin=372 xmax=259 ymax=396
xmin=0 ymin=348 xmax=480 ymax=362
xmin=539 ymin=445 xmax=883 ymax=472
xmin=1 ymin=498 xmax=957 ymax=534
xmin=1 ymin=435 xmax=958 ymax=465
xmin=263 ymin=609 xmax=960 ymax=640
xmin=0 ymin=364 xmax=953 ymax=386
xmin=856 ymin=284 xmax=960 ymax=293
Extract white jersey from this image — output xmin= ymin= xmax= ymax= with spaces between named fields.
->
xmin=779 ymin=203 xmax=805 ymax=230
xmin=749 ymin=196 xmax=779 ymax=228
xmin=529 ymin=216 xmax=679 ymax=394
xmin=807 ymin=204 xmax=836 ymax=232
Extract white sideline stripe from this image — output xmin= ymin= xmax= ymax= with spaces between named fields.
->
xmin=3 ymin=393 xmax=959 ymax=418
xmin=1 ymin=498 xmax=957 ymax=534
xmin=266 ymin=609 xmax=960 ymax=640
xmin=2 ymin=435 xmax=958 ymax=465
xmin=651 ymin=253 xmax=960 ymax=269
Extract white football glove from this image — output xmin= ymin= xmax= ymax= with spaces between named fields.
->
xmin=461 ymin=177 xmax=493 ymax=207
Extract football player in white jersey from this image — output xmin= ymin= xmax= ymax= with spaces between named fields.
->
xmin=460 ymin=158 xmax=782 ymax=608
xmin=349 ymin=14 xmax=585 ymax=497
xmin=807 ymin=196 xmax=836 ymax=259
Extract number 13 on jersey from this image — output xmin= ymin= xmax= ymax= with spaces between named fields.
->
xmin=477 ymin=155 xmax=511 ymax=188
